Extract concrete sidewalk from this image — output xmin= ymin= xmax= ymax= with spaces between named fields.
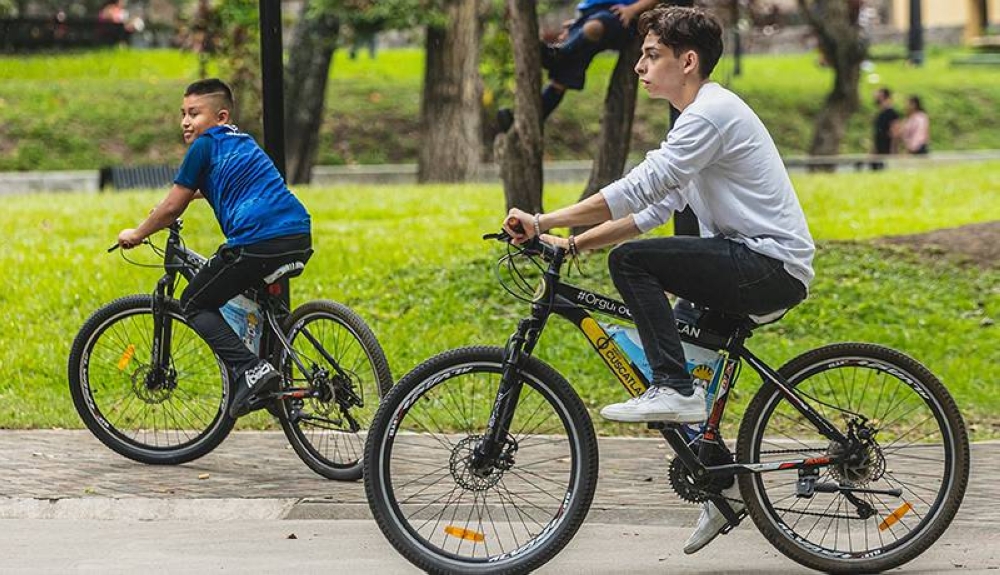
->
xmin=1 ymin=430 xmax=997 ymax=527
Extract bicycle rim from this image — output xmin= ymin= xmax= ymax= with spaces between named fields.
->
xmin=741 ymin=347 xmax=966 ymax=568
xmin=371 ymin=353 xmax=593 ymax=572
xmin=76 ymin=298 xmax=230 ymax=457
xmin=280 ymin=303 xmax=388 ymax=475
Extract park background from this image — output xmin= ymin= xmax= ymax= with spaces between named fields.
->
xmin=0 ymin=0 xmax=998 ymax=437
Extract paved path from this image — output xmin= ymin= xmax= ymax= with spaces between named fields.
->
xmin=2 ymin=431 xmax=998 ymax=573
xmin=1 ymin=431 xmax=997 ymax=526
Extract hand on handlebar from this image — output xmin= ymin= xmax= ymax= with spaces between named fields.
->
xmin=502 ymin=208 xmax=536 ymax=245
xmin=117 ymin=228 xmax=145 ymax=250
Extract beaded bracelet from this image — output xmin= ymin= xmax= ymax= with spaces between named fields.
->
xmin=532 ymin=213 xmax=542 ymax=237
xmin=568 ymin=235 xmax=578 ymax=257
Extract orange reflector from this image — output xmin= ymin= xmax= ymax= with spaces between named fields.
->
xmin=878 ymin=501 xmax=913 ymax=531
xmin=444 ymin=526 xmax=485 ymax=542
xmin=117 ymin=344 xmax=136 ymax=371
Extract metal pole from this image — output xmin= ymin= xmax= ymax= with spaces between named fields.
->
xmin=731 ymin=0 xmax=742 ymax=77
xmin=258 ymin=0 xmax=290 ymax=306
xmin=258 ymin=0 xmax=286 ymax=177
xmin=908 ymin=0 xmax=923 ymax=66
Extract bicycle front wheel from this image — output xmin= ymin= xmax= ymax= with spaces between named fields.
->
xmin=68 ymin=294 xmax=233 ymax=464
xmin=737 ymin=343 xmax=969 ymax=574
xmin=364 ymin=346 xmax=598 ymax=575
xmin=277 ymin=300 xmax=392 ymax=481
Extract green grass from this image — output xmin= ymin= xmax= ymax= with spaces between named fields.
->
xmin=1 ymin=163 xmax=998 ymax=437
xmin=2 ymin=46 xmax=1000 ymax=169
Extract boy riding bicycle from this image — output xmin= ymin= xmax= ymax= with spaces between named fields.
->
xmin=503 ymin=6 xmax=814 ymax=554
xmin=117 ymin=78 xmax=312 ymax=419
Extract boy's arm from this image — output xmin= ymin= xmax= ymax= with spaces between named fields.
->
xmin=504 ymin=192 xmax=613 ymax=244
xmin=117 ymin=185 xmax=196 ymax=248
xmin=612 ymin=0 xmax=661 ymax=26
xmin=545 ymin=214 xmax=641 ymax=252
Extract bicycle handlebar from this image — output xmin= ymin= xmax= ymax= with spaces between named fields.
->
xmin=484 ymin=227 xmax=563 ymax=263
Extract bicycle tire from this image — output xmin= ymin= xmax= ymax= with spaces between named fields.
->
xmin=364 ymin=346 xmax=599 ymax=575
xmin=68 ymin=294 xmax=234 ymax=465
xmin=736 ymin=343 xmax=969 ymax=573
xmin=276 ymin=300 xmax=393 ymax=481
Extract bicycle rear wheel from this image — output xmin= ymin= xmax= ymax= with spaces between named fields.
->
xmin=68 ymin=294 xmax=233 ymax=464
xmin=276 ymin=300 xmax=392 ymax=481
xmin=364 ymin=346 xmax=598 ymax=575
xmin=737 ymin=343 xmax=969 ymax=573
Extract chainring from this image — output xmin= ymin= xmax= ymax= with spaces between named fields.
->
xmin=668 ymin=457 xmax=713 ymax=503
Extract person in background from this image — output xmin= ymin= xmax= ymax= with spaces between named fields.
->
xmin=498 ymin=0 xmax=694 ymax=132
xmin=870 ymin=87 xmax=899 ymax=170
xmin=899 ymin=95 xmax=930 ymax=155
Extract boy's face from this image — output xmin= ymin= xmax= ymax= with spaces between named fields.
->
xmin=635 ymin=33 xmax=696 ymax=102
xmin=180 ymin=94 xmax=228 ymax=144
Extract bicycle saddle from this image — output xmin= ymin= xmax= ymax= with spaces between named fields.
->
xmin=679 ymin=299 xmax=789 ymax=338
xmin=261 ymin=249 xmax=315 ymax=285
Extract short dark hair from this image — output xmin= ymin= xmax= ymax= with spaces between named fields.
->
xmin=184 ymin=78 xmax=235 ymax=111
xmin=639 ymin=6 xmax=724 ymax=79
xmin=877 ymin=87 xmax=892 ymax=100
xmin=908 ymin=95 xmax=923 ymax=111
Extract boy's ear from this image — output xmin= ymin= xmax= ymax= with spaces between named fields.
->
xmin=217 ymin=108 xmax=230 ymax=123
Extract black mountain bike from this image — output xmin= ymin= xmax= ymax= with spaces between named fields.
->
xmin=68 ymin=220 xmax=392 ymax=480
xmin=364 ymin=232 xmax=969 ymax=574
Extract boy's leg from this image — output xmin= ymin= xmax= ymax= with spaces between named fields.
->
xmin=601 ymin=236 xmax=805 ymax=421
xmin=180 ymin=235 xmax=311 ymax=415
xmin=180 ymin=245 xmax=266 ymax=380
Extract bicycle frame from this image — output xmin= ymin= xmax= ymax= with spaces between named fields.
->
xmin=472 ymin=241 xmax=851 ymax=509
xmin=142 ymin=222 xmax=358 ymax=423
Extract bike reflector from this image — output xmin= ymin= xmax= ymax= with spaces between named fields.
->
xmin=878 ymin=501 xmax=913 ymax=531
xmin=444 ymin=526 xmax=485 ymax=542
xmin=117 ymin=344 xmax=136 ymax=371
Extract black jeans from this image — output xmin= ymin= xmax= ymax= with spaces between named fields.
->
xmin=180 ymin=234 xmax=312 ymax=379
xmin=608 ymin=236 xmax=807 ymax=393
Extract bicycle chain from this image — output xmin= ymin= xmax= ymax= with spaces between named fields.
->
xmin=679 ymin=449 xmax=865 ymax=521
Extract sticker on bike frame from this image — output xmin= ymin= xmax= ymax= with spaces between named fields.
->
xmin=117 ymin=344 xmax=136 ymax=371
xmin=579 ymin=317 xmax=646 ymax=397
xmin=444 ymin=526 xmax=486 ymax=542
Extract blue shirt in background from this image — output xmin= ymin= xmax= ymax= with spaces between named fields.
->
xmin=575 ymin=0 xmax=636 ymax=12
xmin=174 ymin=125 xmax=311 ymax=247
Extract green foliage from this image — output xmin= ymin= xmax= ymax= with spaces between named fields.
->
xmin=1 ymin=164 xmax=998 ymax=436
xmin=3 ymin=46 xmax=1000 ymax=170
xmin=212 ymin=0 xmax=263 ymax=137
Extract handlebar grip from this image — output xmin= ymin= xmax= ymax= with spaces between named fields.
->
xmin=506 ymin=216 xmax=526 ymax=235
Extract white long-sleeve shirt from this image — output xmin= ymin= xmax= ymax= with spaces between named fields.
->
xmin=601 ymin=82 xmax=815 ymax=289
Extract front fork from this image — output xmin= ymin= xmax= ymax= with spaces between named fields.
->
xmin=148 ymin=274 xmax=176 ymax=389
xmin=469 ymin=316 xmax=541 ymax=475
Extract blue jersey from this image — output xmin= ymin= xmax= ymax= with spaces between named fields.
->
xmin=576 ymin=0 xmax=636 ymax=12
xmin=174 ymin=125 xmax=311 ymax=247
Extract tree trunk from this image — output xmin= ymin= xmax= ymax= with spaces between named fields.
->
xmin=578 ymin=36 xmax=641 ymax=203
xmin=418 ymin=0 xmax=482 ymax=183
xmin=283 ymin=2 xmax=340 ymax=185
xmin=798 ymin=0 xmax=867 ymax=158
xmin=495 ymin=0 xmax=544 ymax=213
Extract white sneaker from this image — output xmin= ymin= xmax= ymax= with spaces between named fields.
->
xmin=599 ymin=386 xmax=707 ymax=423
xmin=683 ymin=485 xmax=745 ymax=555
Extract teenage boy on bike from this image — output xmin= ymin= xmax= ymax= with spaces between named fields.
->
xmin=503 ymin=5 xmax=814 ymax=554
xmin=116 ymin=78 xmax=312 ymax=419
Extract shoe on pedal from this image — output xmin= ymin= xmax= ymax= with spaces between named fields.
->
xmin=683 ymin=484 xmax=745 ymax=555
xmin=599 ymin=385 xmax=707 ymax=423
xmin=229 ymin=360 xmax=281 ymax=418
